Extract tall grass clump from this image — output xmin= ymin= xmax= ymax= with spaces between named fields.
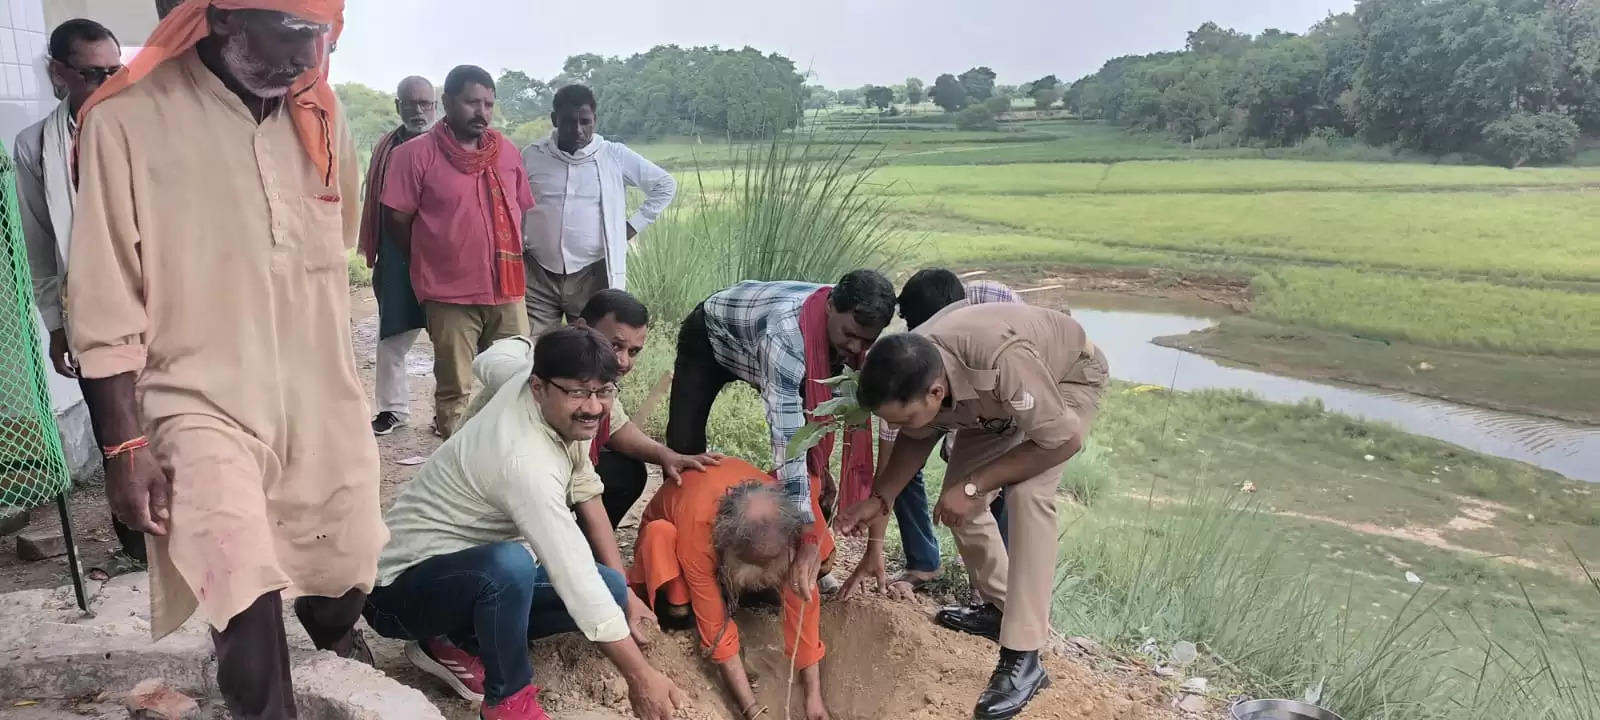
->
xmin=628 ymin=129 xmax=910 ymax=323
xmin=1051 ymin=493 xmax=1600 ymax=719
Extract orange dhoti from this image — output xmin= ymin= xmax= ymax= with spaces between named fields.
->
xmin=628 ymin=458 xmax=834 ymax=669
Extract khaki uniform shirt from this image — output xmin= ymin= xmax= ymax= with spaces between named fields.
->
xmin=902 ymin=301 xmax=1109 ymax=448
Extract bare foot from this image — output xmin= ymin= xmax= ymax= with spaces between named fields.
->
xmin=886 ymin=568 xmax=941 ymax=601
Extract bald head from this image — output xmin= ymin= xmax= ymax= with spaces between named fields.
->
xmin=395 ymin=75 xmax=437 ymax=134
xmin=712 ymin=481 xmax=804 ymax=591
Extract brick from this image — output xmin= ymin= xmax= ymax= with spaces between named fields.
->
xmin=0 ymin=507 xmax=28 ymax=536
xmin=16 ymin=531 xmax=66 ymax=561
xmin=124 ymin=679 xmax=200 ymax=720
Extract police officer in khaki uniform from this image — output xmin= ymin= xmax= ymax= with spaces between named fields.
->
xmin=838 ymin=301 xmax=1109 ymax=720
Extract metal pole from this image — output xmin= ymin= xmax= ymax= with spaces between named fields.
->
xmin=55 ymin=493 xmax=87 ymax=612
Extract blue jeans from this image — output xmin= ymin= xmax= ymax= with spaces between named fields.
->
xmin=363 ymin=542 xmax=630 ymax=704
xmin=895 ymin=469 xmax=1009 ymax=573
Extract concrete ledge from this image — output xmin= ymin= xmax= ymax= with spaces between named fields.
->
xmin=0 ymin=573 xmax=443 ymax=720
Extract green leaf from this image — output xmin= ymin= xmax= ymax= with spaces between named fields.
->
xmin=786 ymin=422 xmax=832 ymax=460
xmin=811 ymin=397 xmax=856 ymax=418
xmin=840 ymin=407 xmax=873 ymax=428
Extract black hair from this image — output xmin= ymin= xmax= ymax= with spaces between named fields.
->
xmin=532 ymin=327 xmax=620 ymax=384
xmin=898 ymin=268 xmax=965 ymax=329
xmin=553 ymin=83 xmax=597 ymax=115
xmin=580 ymin=289 xmax=649 ymax=327
xmin=830 ymin=269 xmax=897 ymax=329
xmin=856 ymin=333 xmax=944 ymax=409
xmin=49 ymin=19 xmax=117 ymax=63
xmin=443 ymin=65 xmax=495 ymax=97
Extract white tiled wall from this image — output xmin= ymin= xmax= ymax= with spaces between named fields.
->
xmin=0 ymin=0 xmax=52 ymax=146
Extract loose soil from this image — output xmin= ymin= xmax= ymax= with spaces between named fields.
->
xmin=2 ymin=292 xmax=1193 ymax=720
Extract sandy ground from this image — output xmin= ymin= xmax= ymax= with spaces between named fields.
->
xmin=2 ymin=289 xmax=1198 ymax=720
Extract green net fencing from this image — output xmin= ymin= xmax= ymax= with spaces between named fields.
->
xmin=0 ymin=141 xmax=71 ymax=510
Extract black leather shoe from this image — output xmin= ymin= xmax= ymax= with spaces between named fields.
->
xmin=974 ymin=648 xmax=1051 ymax=720
xmin=934 ymin=602 xmax=1002 ymax=641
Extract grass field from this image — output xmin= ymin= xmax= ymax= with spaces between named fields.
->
xmin=617 ymin=119 xmax=1600 ymax=714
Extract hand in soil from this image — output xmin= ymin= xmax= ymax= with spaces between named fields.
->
xmin=107 ymin=447 xmax=172 ymax=535
xmin=626 ymin=593 xmax=656 ymax=646
xmin=838 ymin=545 xmax=886 ymax=601
xmin=789 ymin=541 xmax=821 ymax=599
xmin=805 ymin=693 xmax=830 ymax=720
xmin=626 ymin=667 xmax=684 ymax=720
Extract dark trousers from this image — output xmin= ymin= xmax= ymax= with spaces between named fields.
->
xmin=665 ymin=303 xmax=738 ymax=455
xmin=598 ymin=447 xmax=649 ymax=528
xmin=363 ymin=542 xmax=630 ymax=705
xmin=212 ymin=589 xmax=367 ymax=719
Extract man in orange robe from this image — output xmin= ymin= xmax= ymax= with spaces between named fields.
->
xmin=629 ymin=458 xmax=833 ymax=720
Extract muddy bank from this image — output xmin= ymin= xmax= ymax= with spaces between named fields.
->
xmin=975 ymin=265 xmax=1251 ymax=312
xmin=1153 ymin=317 xmax=1600 ymax=426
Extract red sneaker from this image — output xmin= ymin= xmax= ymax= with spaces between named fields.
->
xmin=480 ymin=684 xmax=549 ymax=720
xmin=405 ymin=637 xmax=486 ymax=703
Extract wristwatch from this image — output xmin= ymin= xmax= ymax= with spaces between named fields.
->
xmin=963 ymin=482 xmax=979 ymax=498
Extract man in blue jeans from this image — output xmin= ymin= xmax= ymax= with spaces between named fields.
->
xmin=364 ymin=328 xmax=681 ymax=720
xmin=851 ymin=269 xmax=1023 ymax=599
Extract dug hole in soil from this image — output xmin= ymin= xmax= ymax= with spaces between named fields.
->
xmin=519 ymin=597 xmax=1160 ymax=720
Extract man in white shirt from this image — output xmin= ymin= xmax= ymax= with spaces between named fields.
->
xmin=521 ymin=84 xmax=676 ymax=336
xmin=363 ymin=327 xmax=681 ymax=720
xmin=13 ymin=18 xmax=139 ymax=560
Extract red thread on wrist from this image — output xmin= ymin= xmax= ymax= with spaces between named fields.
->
xmin=102 ymin=436 xmax=149 ymax=460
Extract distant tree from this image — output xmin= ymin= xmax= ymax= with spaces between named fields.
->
xmin=931 ymin=73 xmax=969 ymax=111
xmin=984 ymin=95 xmax=1012 ymax=116
xmin=1028 ymin=74 xmax=1061 ymax=96
xmin=804 ymin=85 xmax=837 ymax=110
xmin=864 ymin=85 xmax=895 ymax=111
xmin=334 ymin=83 xmax=399 ymax=169
xmin=1482 ymin=112 xmax=1580 ymax=167
xmin=836 ymin=87 xmax=861 ymax=106
xmin=955 ymin=104 xmax=997 ymax=130
xmin=905 ymin=77 xmax=926 ymax=105
xmin=958 ymin=66 xmax=998 ymax=101
xmin=890 ymin=84 xmax=907 ymax=103
xmin=1034 ymin=87 xmax=1063 ymax=110
xmin=495 ymin=70 xmax=552 ymax=131
xmin=857 ymin=85 xmax=875 ymax=107
xmin=1186 ymin=21 xmax=1253 ymax=56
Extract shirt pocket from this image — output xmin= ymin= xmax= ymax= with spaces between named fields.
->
xmin=299 ymin=193 xmax=348 ymax=272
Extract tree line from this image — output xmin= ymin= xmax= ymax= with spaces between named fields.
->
xmin=1067 ymin=0 xmax=1600 ymax=165
xmin=337 ymin=44 xmax=809 ymax=153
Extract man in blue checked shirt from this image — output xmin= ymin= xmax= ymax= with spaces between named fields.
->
xmin=665 ymin=270 xmax=897 ymax=600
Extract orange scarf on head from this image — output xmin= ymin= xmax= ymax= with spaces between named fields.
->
xmin=430 ymin=121 xmax=526 ymax=300
xmin=78 ymin=0 xmax=345 ymax=186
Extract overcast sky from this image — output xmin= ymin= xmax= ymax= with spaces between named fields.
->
xmin=330 ymin=0 xmax=1355 ymax=92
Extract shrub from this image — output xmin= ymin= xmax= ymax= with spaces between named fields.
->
xmin=1033 ymin=88 xmax=1062 ymax=110
xmin=627 ymin=129 xmax=910 ymax=323
xmin=983 ymin=95 xmax=1012 ymax=116
xmin=955 ymin=105 xmax=998 ymax=131
xmin=1482 ymin=112 xmax=1580 ymax=168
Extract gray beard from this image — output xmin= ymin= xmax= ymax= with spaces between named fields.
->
xmin=221 ymin=33 xmax=292 ymax=99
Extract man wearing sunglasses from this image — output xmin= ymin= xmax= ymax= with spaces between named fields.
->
xmin=14 ymin=19 xmax=134 ymax=558
xmin=365 ymin=327 xmax=682 ymax=720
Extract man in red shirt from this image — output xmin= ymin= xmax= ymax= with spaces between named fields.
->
xmin=382 ymin=65 xmax=534 ymax=437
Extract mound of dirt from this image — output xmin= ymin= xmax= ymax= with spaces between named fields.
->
xmin=525 ymin=597 xmax=1171 ymax=720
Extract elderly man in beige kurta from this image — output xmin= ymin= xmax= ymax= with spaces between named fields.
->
xmin=66 ymin=12 xmax=385 ymax=719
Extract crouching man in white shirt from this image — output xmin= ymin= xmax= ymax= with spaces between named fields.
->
xmin=363 ymin=327 xmax=682 ymax=720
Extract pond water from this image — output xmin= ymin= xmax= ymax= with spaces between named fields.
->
xmin=1055 ymin=292 xmax=1600 ymax=483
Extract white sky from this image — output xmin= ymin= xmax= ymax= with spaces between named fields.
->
xmin=330 ymin=0 xmax=1355 ymax=93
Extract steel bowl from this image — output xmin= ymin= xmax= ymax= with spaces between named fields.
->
xmin=1229 ymin=699 xmax=1345 ymax=720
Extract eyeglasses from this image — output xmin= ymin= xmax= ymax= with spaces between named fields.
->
xmin=59 ymin=63 xmax=123 ymax=85
xmin=399 ymin=100 xmax=436 ymax=111
xmin=544 ymin=379 xmax=620 ymax=401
